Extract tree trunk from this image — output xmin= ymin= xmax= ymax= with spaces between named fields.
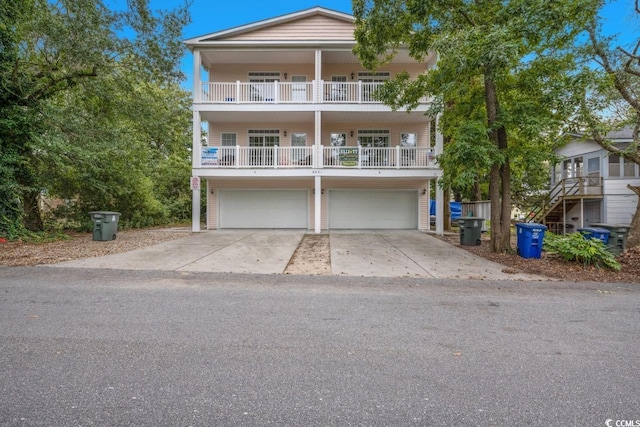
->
xmin=498 ymin=127 xmax=512 ymax=251
xmin=626 ymin=184 xmax=640 ymax=248
xmin=22 ymin=189 xmax=43 ymax=232
xmin=484 ymin=72 xmax=511 ymax=253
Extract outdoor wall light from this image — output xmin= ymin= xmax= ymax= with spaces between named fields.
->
xmin=284 ymin=72 xmax=288 ymax=80
xmin=351 ymin=72 xmax=355 ymax=80
xmin=283 ymin=130 xmax=287 ymax=137
xmin=350 ymin=130 xmax=354 ymax=137
xmin=422 ymin=189 xmax=427 ymax=195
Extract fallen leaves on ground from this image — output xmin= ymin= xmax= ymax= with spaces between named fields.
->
xmin=0 ymin=228 xmax=190 ymax=267
xmin=436 ymin=233 xmax=640 ymax=283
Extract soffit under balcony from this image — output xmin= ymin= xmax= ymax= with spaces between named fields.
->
xmin=201 ymin=48 xmax=429 ymax=68
xmin=200 ymin=110 xmax=431 ymax=124
xmin=322 ymin=110 xmax=431 ymax=124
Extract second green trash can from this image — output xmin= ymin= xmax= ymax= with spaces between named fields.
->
xmin=89 ymin=211 xmax=121 ymax=241
xmin=458 ymin=217 xmax=484 ymax=246
xmin=590 ymin=223 xmax=631 ymax=256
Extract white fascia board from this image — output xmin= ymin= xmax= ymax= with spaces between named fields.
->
xmin=186 ymin=40 xmax=357 ymax=50
xmin=184 ymin=7 xmax=353 ymax=47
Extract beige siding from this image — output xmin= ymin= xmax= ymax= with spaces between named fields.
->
xmin=224 ymin=16 xmax=354 ymax=41
xmin=322 ymin=64 xmax=427 ymax=81
xmin=320 ymin=192 xmax=328 ymax=230
xmin=321 ymin=124 xmax=430 ymax=147
xmin=208 ymin=123 xmax=316 ymax=147
xmin=206 ymin=180 xmax=217 ymax=229
xmin=418 ymin=185 xmax=430 ymax=231
xmin=209 ymin=65 xmax=315 ymax=83
xmin=208 ymin=123 xmax=429 ymax=148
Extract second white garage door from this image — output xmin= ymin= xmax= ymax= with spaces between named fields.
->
xmin=219 ymin=190 xmax=308 ymax=228
xmin=328 ymin=190 xmax=418 ymax=229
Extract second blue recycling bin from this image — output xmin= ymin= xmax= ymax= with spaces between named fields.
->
xmin=516 ymin=223 xmax=547 ymax=259
xmin=577 ymin=227 xmax=611 ymax=245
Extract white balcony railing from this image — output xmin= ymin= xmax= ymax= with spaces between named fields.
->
xmin=201 ymin=81 xmax=315 ymax=103
xmin=322 ymin=81 xmax=386 ymax=103
xmin=200 ymin=146 xmax=435 ymax=169
xmin=200 ymin=81 xmax=430 ymax=104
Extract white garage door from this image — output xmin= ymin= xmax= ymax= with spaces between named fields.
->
xmin=219 ymin=190 xmax=308 ymax=228
xmin=329 ymin=190 xmax=418 ymax=229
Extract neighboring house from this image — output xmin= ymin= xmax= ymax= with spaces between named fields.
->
xmin=184 ymin=7 xmax=445 ymax=233
xmin=533 ymin=127 xmax=639 ymax=233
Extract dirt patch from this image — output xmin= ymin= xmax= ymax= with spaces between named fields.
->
xmin=284 ymin=234 xmax=331 ymax=275
xmin=0 ymin=228 xmax=190 ymax=267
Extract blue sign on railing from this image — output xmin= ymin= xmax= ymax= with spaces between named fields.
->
xmin=201 ymin=147 xmax=219 ymax=166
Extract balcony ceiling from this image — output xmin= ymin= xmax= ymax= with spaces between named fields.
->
xmin=201 ymin=110 xmax=431 ymax=124
xmin=201 ymin=48 xmax=423 ymax=67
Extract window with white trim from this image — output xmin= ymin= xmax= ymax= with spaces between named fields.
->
xmin=221 ymin=133 xmax=236 ymax=147
xmin=357 ymin=71 xmax=390 ymax=82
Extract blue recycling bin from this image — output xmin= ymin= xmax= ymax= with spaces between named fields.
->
xmin=516 ymin=223 xmax=547 ymax=259
xmin=577 ymin=227 xmax=611 ymax=245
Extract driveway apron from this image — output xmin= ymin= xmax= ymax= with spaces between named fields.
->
xmin=53 ymin=229 xmax=546 ymax=280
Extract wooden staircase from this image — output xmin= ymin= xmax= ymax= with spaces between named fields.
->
xmin=528 ymin=177 xmax=603 ymax=233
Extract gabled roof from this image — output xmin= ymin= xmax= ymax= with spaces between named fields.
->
xmin=184 ymin=6 xmax=354 ymax=47
xmin=570 ymin=125 xmax=635 ymax=142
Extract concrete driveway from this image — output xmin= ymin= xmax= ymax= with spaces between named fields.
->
xmin=53 ymin=229 xmax=546 ymax=281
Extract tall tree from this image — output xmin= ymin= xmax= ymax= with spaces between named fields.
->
xmin=0 ymin=0 xmax=190 ymax=236
xmin=353 ymin=0 xmax=599 ymax=252
xmin=574 ymin=1 xmax=640 ymax=247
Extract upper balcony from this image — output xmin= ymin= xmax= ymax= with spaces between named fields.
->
xmin=197 ymin=145 xmax=437 ymax=172
xmin=199 ymin=81 xmax=429 ymax=105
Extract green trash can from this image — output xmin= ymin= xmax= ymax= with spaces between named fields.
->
xmin=458 ymin=217 xmax=484 ymax=246
xmin=590 ymin=223 xmax=631 ymax=256
xmin=89 ymin=211 xmax=121 ymax=241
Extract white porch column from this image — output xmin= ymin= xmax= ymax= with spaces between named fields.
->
xmin=193 ymin=49 xmax=201 ymax=103
xmin=315 ymin=176 xmax=322 ymax=234
xmin=426 ymin=180 xmax=431 ymax=232
xmin=192 ymin=110 xmax=202 ymax=232
xmin=435 ymin=179 xmax=444 ymax=235
xmin=314 ymin=109 xmax=322 ymax=233
xmin=192 ymin=182 xmax=201 ymax=232
xmin=315 ymin=50 xmax=322 ymax=102
xmin=434 ymin=114 xmax=445 ymax=235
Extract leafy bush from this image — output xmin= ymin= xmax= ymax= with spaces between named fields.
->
xmin=543 ymin=232 xmax=621 ymax=271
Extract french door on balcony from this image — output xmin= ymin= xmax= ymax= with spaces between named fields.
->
xmin=291 ymin=76 xmax=307 ymax=102
xmin=358 ymin=129 xmax=389 ymax=166
xmin=249 ymin=130 xmax=279 ymax=166
xmin=248 ymin=72 xmax=280 ymax=102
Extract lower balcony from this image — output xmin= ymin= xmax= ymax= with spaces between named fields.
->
xmin=198 ymin=146 xmax=436 ymax=170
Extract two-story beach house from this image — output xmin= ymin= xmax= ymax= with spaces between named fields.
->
xmin=185 ymin=7 xmax=445 ymax=233
xmin=532 ymin=127 xmax=639 ymax=233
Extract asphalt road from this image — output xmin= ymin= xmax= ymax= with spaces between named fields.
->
xmin=1 ymin=267 xmax=639 ymax=426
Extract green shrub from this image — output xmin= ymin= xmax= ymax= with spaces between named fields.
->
xmin=543 ymin=232 xmax=621 ymax=271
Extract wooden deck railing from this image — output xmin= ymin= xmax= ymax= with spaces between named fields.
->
xmin=528 ymin=177 xmax=603 ymax=224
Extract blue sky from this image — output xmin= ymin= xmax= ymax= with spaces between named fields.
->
xmin=167 ymin=0 xmax=637 ymax=90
